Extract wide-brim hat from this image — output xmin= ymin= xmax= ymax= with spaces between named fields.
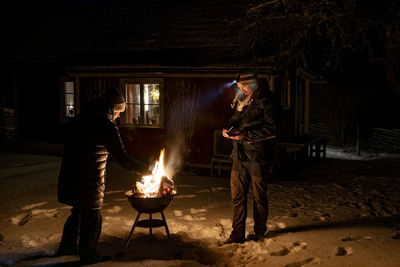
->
xmin=236 ymin=70 xmax=257 ymax=83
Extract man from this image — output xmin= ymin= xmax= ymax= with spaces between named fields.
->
xmin=56 ymin=87 xmax=147 ymax=264
xmin=222 ymin=70 xmax=281 ymax=244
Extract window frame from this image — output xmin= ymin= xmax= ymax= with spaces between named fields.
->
xmin=64 ymin=81 xmax=76 ymax=118
xmin=119 ymin=78 xmax=164 ymax=129
xmin=60 ymin=77 xmax=78 ymax=123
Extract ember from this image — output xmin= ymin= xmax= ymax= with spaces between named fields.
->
xmin=133 ymin=149 xmax=175 ymax=198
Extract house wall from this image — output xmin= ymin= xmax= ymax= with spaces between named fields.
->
xmin=119 ymin=77 xmax=290 ymax=166
xmin=277 ymin=103 xmax=296 ymax=142
xmin=277 ymin=87 xmax=296 ymax=142
xmin=12 ymin=69 xmax=292 ymax=167
xmin=79 ymin=77 xmax=120 ymax=106
xmin=14 ymin=63 xmax=62 ymax=143
xmin=73 ymin=76 xmax=237 ymax=165
xmin=272 ymin=75 xmax=296 ymax=143
xmin=123 ymin=77 xmax=237 ymax=166
xmin=164 ymin=78 xmax=236 ymax=166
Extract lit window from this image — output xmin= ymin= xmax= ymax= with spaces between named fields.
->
xmin=64 ymin=81 xmax=75 ymax=117
xmin=121 ymin=79 xmax=163 ymax=128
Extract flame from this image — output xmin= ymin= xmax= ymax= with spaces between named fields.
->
xmin=135 ymin=148 xmax=172 ymax=197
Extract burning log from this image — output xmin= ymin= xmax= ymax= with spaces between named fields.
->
xmin=131 ymin=176 xmax=174 ymax=197
xmin=131 ymin=149 xmax=176 ymax=198
xmin=159 ymin=176 xmax=174 ymax=196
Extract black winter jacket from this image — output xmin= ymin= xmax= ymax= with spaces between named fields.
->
xmin=229 ymin=89 xmax=281 ymax=163
xmin=58 ymin=100 xmax=144 ymax=209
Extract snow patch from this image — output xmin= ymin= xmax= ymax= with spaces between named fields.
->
xmin=31 ymin=208 xmax=61 ymax=218
xmin=326 ymin=146 xmax=400 ymax=161
xmin=11 ymin=209 xmax=62 ymax=225
xmin=291 ymin=242 xmax=307 ymax=252
xmin=166 ymin=220 xmax=220 ymax=239
xmin=219 ymin=218 xmax=232 ymax=227
xmin=336 ymin=246 xmax=353 ymax=256
xmin=105 ymin=205 xmax=122 ymax=214
xmin=232 ymin=241 xmax=270 ymax=265
xmin=167 ymin=220 xmax=189 ymax=233
xmin=21 ymin=202 xmax=47 ymax=210
xmin=102 ymin=216 xmax=132 ymax=237
xmin=276 ymin=222 xmax=287 ymax=229
xmin=11 ymin=213 xmax=32 ymax=226
xmin=173 ymin=210 xmax=183 ymax=216
xmin=103 ymin=216 xmax=132 ymax=227
xmin=175 ymin=194 xmax=197 ymax=199
xmin=190 ymin=208 xmax=207 ymax=214
xmin=21 ymin=233 xmax=60 ymax=248
xmin=183 ymin=215 xmax=194 ymax=221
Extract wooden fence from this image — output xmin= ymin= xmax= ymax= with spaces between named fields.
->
xmin=364 ymin=128 xmax=400 ymax=153
xmin=310 ymin=123 xmax=400 ymax=153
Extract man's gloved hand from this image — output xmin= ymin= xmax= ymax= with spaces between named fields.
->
xmin=132 ymin=160 xmax=149 ymax=177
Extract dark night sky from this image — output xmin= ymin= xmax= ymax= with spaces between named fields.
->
xmin=1 ymin=1 xmax=58 ymax=57
xmin=1 ymin=0 xmax=126 ymax=60
xmin=0 ymin=0 xmax=116 ymax=107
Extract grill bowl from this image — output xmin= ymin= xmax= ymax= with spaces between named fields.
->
xmin=125 ymin=190 xmax=176 ymax=213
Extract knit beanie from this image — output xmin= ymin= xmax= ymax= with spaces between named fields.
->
xmin=105 ymin=88 xmax=126 ymax=112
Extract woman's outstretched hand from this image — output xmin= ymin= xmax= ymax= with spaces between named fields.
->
xmin=222 ymin=128 xmax=243 ymax=140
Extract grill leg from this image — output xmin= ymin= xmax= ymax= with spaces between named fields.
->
xmin=121 ymin=212 xmax=141 ymax=256
xmin=160 ymin=211 xmax=178 ymax=258
xmin=149 ymin=213 xmax=153 ymax=257
xmin=149 ymin=213 xmax=153 ymax=238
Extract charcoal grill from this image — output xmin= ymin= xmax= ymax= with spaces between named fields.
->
xmin=120 ymin=190 xmax=180 ymax=259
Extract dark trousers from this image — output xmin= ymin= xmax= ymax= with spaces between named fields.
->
xmin=58 ymin=207 xmax=102 ymax=261
xmin=230 ymin=160 xmax=270 ymax=239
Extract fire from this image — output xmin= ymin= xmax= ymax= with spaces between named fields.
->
xmin=135 ymin=148 xmax=174 ymax=198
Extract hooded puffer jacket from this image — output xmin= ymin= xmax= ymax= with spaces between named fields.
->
xmin=58 ymin=99 xmax=145 ymax=209
xmin=229 ymin=88 xmax=281 ymax=163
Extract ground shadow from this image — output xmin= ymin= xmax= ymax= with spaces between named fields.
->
xmin=1 ymin=252 xmax=81 ymax=267
xmin=266 ymin=215 xmax=400 ymax=238
xmin=10 ymin=232 xmax=218 ymax=266
xmin=99 ymin=232 xmax=219 ymax=265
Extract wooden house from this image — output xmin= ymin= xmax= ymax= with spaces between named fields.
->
xmin=6 ymin=1 xmax=322 ymax=171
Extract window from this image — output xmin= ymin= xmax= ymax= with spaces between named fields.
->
xmin=121 ymin=79 xmax=163 ymax=128
xmin=64 ymin=81 xmax=75 ymax=117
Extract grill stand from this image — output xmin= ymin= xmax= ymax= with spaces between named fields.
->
xmin=121 ymin=211 xmax=180 ymax=259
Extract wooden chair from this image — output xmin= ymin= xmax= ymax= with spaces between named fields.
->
xmin=210 ymin=130 xmax=233 ymax=176
xmin=308 ymin=137 xmax=329 ymax=159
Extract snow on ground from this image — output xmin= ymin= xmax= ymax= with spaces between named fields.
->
xmin=0 ymin=151 xmax=400 ymax=266
xmin=326 ymin=146 xmax=400 ymax=161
